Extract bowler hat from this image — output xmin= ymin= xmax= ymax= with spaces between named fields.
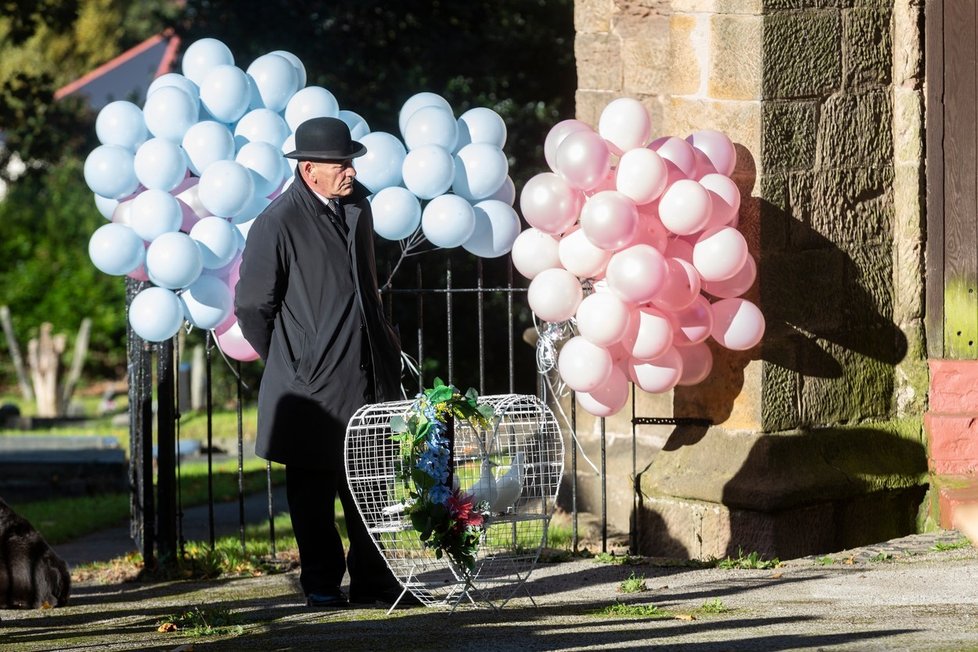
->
xmin=284 ymin=117 xmax=366 ymax=161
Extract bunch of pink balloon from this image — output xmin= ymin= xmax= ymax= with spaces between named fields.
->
xmin=514 ymin=98 xmax=764 ymax=417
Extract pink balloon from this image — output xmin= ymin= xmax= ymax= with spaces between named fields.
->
xmin=691 ymin=148 xmax=718 ymax=179
xmin=652 ymin=257 xmax=702 ymax=312
xmin=676 ymin=341 xmax=714 ymax=386
xmin=632 ymin=206 xmax=669 ymax=251
xmin=558 ymin=227 xmax=611 ymax=279
xmin=699 ymin=173 xmax=741 ymax=230
xmin=616 ymin=148 xmax=668 ymax=204
xmin=686 ymin=129 xmax=737 ymax=176
xmin=576 ymin=366 xmax=630 ymax=417
xmin=177 ymin=198 xmax=202 ymax=233
xmin=673 ymin=295 xmax=714 ymax=346
xmin=622 ymin=306 xmax=674 ymax=360
xmin=605 ymin=244 xmax=668 ymax=304
xmin=658 ymin=179 xmax=712 ymax=236
xmin=557 ymin=336 xmax=613 ymax=392
xmin=598 ymin=97 xmax=652 ymax=154
xmin=650 ymin=136 xmax=697 ymax=178
xmin=511 ymin=227 xmax=562 ymax=280
xmin=628 ymin=347 xmax=683 ymax=393
xmin=702 ymin=253 xmax=756 ymax=299
xmin=170 ymin=174 xmax=199 ymax=197
xmin=580 ymin=191 xmax=639 ymax=251
xmin=585 ymin=169 xmax=617 ymax=197
xmin=692 ymin=226 xmax=749 ymax=282
xmin=664 ymin=236 xmax=694 ymax=262
xmin=216 ymin=320 xmax=260 ymax=362
xmin=213 ymin=306 xmax=238 ymax=336
xmin=575 ymin=292 xmax=632 ymax=347
xmin=555 ymin=129 xmax=611 ymax=191
xmin=127 ymin=262 xmax=150 ymax=282
xmin=527 ymin=267 xmax=583 ymax=322
xmin=519 ymin=172 xmax=583 ymax=235
xmin=711 ymin=298 xmax=765 ymax=350
xmin=544 ymin=119 xmax=592 ymax=172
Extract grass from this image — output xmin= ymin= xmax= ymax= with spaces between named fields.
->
xmin=699 ymin=597 xmax=729 ymax=614
xmin=932 ymin=538 xmax=971 ymax=552
xmin=711 ymin=547 xmax=781 ymax=570
xmin=17 ymin=456 xmax=285 ymax=545
xmin=597 ymin=602 xmax=670 ymax=618
xmin=870 ymin=552 xmax=894 ymax=563
xmin=618 ymin=571 xmax=648 ymax=593
xmin=594 ymin=551 xmax=644 ymax=565
xmin=157 ymin=605 xmax=244 ymax=637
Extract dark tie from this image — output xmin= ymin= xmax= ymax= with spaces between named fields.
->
xmin=327 ymin=199 xmax=347 ymax=235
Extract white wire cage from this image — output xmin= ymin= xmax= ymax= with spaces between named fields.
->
xmin=344 ymin=393 xmax=564 ymax=610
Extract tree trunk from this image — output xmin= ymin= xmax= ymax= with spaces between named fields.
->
xmin=0 ymin=305 xmax=34 ymax=402
xmin=60 ymin=318 xmax=91 ymax=415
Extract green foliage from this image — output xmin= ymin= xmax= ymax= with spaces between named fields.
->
xmin=617 ymin=571 xmax=648 ymax=594
xmin=157 ymin=605 xmax=243 ymax=638
xmin=932 ymin=538 xmax=971 ymax=552
xmin=699 ymin=597 xmax=729 ymax=614
xmin=593 ymin=551 xmax=644 ymax=565
xmin=712 ymin=548 xmax=781 ymax=570
xmin=596 ymin=602 xmax=670 ymax=618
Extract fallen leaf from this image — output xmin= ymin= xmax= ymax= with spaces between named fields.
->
xmin=674 ymin=613 xmax=696 ymax=621
xmin=40 ymin=601 xmax=53 ymax=609
xmin=843 ymin=556 xmax=856 ymax=565
xmin=158 ymin=622 xmax=178 ymax=633
xmin=769 ymin=572 xmax=783 ymax=579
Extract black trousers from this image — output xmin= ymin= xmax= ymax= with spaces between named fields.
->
xmin=285 ymin=464 xmax=396 ymax=596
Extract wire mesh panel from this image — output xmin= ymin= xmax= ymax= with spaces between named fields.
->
xmin=345 ymin=394 xmax=563 ymax=610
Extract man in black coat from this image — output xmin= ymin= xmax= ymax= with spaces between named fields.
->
xmin=235 ymin=117 xmax=407 ymax=608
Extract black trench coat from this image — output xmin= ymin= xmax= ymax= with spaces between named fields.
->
xmin=234 ymin=172 xmax=402 ymax=471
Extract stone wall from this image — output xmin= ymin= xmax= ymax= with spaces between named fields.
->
xmin=569 ymin=0 xmax=930 ymax=557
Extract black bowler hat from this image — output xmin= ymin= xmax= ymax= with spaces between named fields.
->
xmin=284 ymin=117 xmax=366 ymax=161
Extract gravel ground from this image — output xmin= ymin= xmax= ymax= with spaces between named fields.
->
xmin=2 ymin=530 xmax=977 ymax=651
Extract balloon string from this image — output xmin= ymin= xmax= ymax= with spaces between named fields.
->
xmin=205 ymin=326 xmax=251 ymax=391
xmin=382 ymin=228 xmax=438 ymax=290
xmin=534 ymin=317 xmax=600 ymax=476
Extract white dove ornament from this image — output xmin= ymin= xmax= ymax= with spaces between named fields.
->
xmin=465 ymin=457 xmax=498 ymax=508
xmin=491 ymin=451 xmax=525 ymax=513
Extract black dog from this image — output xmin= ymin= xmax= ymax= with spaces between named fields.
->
xmin=0 ymin=498 xmax=70 ymax=608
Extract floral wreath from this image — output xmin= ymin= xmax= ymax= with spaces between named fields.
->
xmin=390 ymin=378 xmax=496 ymax=574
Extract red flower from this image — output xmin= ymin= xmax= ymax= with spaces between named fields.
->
xmin=447 ymin=489 xmax=484 ymax=528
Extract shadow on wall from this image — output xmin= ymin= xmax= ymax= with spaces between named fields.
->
xmin=635 ymin=142 xmax=921 ymax=558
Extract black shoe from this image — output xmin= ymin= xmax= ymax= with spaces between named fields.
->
xmin=349 ymin=584 xmax=422 ymax=607
xmin=306 ymin=590 xmax=348 ymax=609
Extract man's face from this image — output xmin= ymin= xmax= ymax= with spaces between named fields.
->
xmin=302 ymin=159 xmax=357 ymax=198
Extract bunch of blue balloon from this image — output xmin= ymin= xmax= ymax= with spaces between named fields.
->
xmin=355 ymin=92 xmax=521 ymax=261
xmin=83 ymin=37 xmax=520 ymax=360
xmin=511 ymin=98 xmax=765 ymax=418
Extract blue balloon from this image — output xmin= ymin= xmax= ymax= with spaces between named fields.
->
xmin=285 ymin=86 xmax=339 ymax=132
xmin=421 ymin=194 xmax=476 ymax=248
xmin=93 ymin=193 xmax=118 ymax=220
xmin=130 ymin=189 xmax=183 ymax=242
xmin=451 ymin=143 xmax=509 ymax=201
xmin=370 ymin=187 xmax=421 ymax=241
xmin=84 ymin=145 xmax=139 ymax=199
xmin=398 ymin=92 xmax=452 ymax=140
xmin=129 ymin=286 xmax=185 ymax=342
xmin=145 ymin=231 xmax=203 ymax=289
xmin=133 ymin=138 xmax=187 ymax=191
xmin=190 ymin=216 xmax=239 ymax=269
xmin=88 ymin=223 xmax=145 ymax=275
xmin=402 ymin=145 xmax=455 ymax=200
xmin=143 ymin=85 xmax=199 ymax=143
xmin=180 ymin=274 xmax=233 ymax=330
xmin=270 ymin=49 xmax=307 ymax=89
xmin=147 ymin=73 xmax=200 ymax=102
xmin=354 ymin=132 xmax=406 ymax=193
xmin=234 ymin=108 xmax=291 ymax=149
xmin=235 ymin=141 xmax=286 ymax=197
xmin=197 ymin=160 xmax=255 ymax=218
xmin=199 ymin=64 xmax=251 ymax=124
xmin=462 ymin=200 xmax=522 ymax=258
xmin=403 ymin=105 xmax=458 ymax=152
xmin=181 ymin=38 xmax=235 ymax=86
xmin=96 ymin=100 xmax=147 ymax=151
xmin=246 ymin=53 xmax=299 ymax=112
xmin=182 ymin=120 xmax=235 ymax=176
xmin=456 ymin=107 xmax=508 ymax=150
xmin=339 ymin=109 xmax=370 ymax=140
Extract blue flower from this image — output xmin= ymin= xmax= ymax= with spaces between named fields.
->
xmin=428 ymin=484 xmax=452 ymax=505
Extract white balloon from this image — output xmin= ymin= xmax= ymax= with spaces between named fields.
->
xmin=485 ymin=175 xmax=516 ymax=205
xmin=451 ymin=143 xmax=508 ymax=201
xmin=511 ymin=228 xmax=561 ymax=280
xmin=180 ymin=274 xmax=233 ymax=330
xmin=353 ymin=131 xmax=407 ymax=193
xmin=133 ymin=138 xmax=187 ymax=192
xmin=402 ymin=145 xmax=455 ymax=200
xmin=598 ymin=97 xmax=652 ymax=154
xmin=142 ymin=85 xmax=198 ymax=142
xmin=129 ymin=287 xmax=185 ymax=342
xmin=285 ymin=86 xmax=340 ymax=132
xmin=398 ymin=92 xmax=452 ymax=139
xmin=88 ymin=223 xmax=145 ymax=275
xmin=197 ymin=160 xmax=255 ymax=218
xmin=96 ymin=101 xmax=147 ymax=150
xmin=462 ymin=200 xmax=522 ymax=258
xmin=145 ymin=231 xmax=203 ymax=289
xmin=234 ymin=108 xmax=291 ymax=149
xmin=421 ymin=194 xmax=476 ymax=248
xmin=182 ymin=120 xmax=235 ymax=176
xmin=616 ymin=147 xmax=668 ymax=205
xmin=84 ymin=145 xmax=139 ymax=199
xmin=190 ymin=216 xmax=239 ymax=269
xmin=456 ymin=107 xmax=507 ymax=150
xmin=403 ymin=105 xmax=458 ymax=151
xmin=245 ymin=53 xmax=299 ymax=112
xmin=270 ymin=49 xmax=307 ymax=89
xmin=235 ymin=141 xmax=286 ymax=197
xmin=130 ymin=188 xmax=183 ymax=242
xmin=370 ymin=186 xmax=421 ymax=241
xmin=200 ymin=64 xmax=251 ymax=124
xmin=181 ymin=38 xmax=235 ymax=86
